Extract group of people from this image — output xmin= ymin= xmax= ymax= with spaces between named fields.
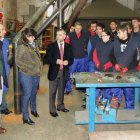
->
xmin=15 ymin=18 xmax=140 ymax=125
xmin=43 ymin=18 xmax=140 ymax=119
xmin=64 ymin=18 xmax=140 ymax=109
xmin=0 ymin=26 xmax=73 ymax=130
xmin=1 ymin=18 xmax=140 ymax=130
xmin=15 ymin=28 xmax=73 ymax=125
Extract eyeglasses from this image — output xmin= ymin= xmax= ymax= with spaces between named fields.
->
xmin=101 ymin=35 xmax=108 ymax=37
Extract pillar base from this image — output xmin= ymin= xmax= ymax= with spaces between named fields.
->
xmin=14 ymin=94 xmax=21 ymax=114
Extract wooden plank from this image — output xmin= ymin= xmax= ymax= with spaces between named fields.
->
xmin=88 ymin=131 xmax=140 ymax=140
xmin=117 ymin=110 xmax=140 ymax=121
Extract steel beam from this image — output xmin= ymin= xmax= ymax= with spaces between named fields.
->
xmin=36 ymin=0 xmax=72 ymax=38
xmin=57 ymin=0 xmax=63 ymax=28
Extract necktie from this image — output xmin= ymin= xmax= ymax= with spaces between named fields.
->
xmin=59 ymin=44 xmax=63 ymax=70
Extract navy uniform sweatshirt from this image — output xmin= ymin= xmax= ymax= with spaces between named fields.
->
xmin=113 ymin=36 xmax=140 ymax=71
xmin=68 ymin=31 xmax=88 ymax=59
xmin=94 ymin=40 xmax=114 ymax=71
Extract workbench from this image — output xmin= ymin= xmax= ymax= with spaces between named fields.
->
xmin=74 ymin=72 xmax=140 ymax=139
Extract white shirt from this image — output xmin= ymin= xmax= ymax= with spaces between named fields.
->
xmin=57 ymin=41 xmax=64 ymax=51
xmin=1 ymin=38 xmax=4 ymax=41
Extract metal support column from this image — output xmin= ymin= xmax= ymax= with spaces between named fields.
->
xmin=36 ymin=0 xmax=72 ymax=37
xmin=13 ymin=42 xmax=21 ymax=114
xmin=57 ymin=0 xmax=63 ymax=28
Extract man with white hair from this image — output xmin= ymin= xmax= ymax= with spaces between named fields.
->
xmin=0 ymin=24 xmax=12 ymax=115
xmin=0 ymin=40 xmax=7 ymax=133
xmin=44 ymin=29 xmax=73 ymax=117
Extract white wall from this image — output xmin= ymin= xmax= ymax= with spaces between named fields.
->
xmin=29 ymin=0 xmax=45 ymax=7
xmin=17 ymin=0 xmax=29 ymax=22
xmin=1 ymin=0 xmax=17 ymax=27
xmin=17 ymin=0 xmax=45 ymax=22
xmin=116 ymin=0 xmax=135 ymax=10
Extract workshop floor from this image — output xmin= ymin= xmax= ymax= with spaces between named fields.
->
xmin=1 ymin=65 xmax=140 ymax=140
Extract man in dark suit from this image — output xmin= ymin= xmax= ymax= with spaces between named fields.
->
xmin=44 ymin=29 xmax=73 ymax=117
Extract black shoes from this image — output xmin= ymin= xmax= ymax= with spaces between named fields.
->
xmin=64 ymin=91 xmax=71 ymax=95
xmin=50 ymin=112 xmax=58 ymax=117
xmin=81 ymin=104 xmax=86 ymax=109
xmin=1 ymin=108 xmax=12 ymax=115
xmin=82 ymin=98 xmax=86 ymax=102
xmin=50 ymin=108 xmax=69 ymax=117
xmin=23 ymin=118 xmax=35 ymax=125
xmin=57 ymin=108 xmax=69 ymax=112
xmin=31 ymin=111 xmax=39 ymax=117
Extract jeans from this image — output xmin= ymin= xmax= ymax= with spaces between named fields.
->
xmin=0 ymin=86 xmax=8 ymax=110
xmin=19 ymin=72 xmax=40 ymax=120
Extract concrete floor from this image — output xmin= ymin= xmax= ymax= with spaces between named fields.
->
xmin=1 ymin=65 xmax=140 ymax=140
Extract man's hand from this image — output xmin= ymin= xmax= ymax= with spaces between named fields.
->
xmin=115 ymin=64 xmax=121 ymax=72
xmin=96 ymin=63 xmax=100 ymax=69
xmin=121 ymin=67 xmax=128 ymax=73
xmin=63 ymin=60 xmax=68 ymax=66
xmin=57 ymin=59 xmax=63 ymax=65
xmin=103 ymin=61 xmax=113 ymax=71
xmin=136 ymin=65 xmax=140 ymax=71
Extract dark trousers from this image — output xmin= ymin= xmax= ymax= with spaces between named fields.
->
xmin=49 ymin=70 xmax=65 ymax=113
xmin=19 ymin=72 xmax=40 ymax=120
